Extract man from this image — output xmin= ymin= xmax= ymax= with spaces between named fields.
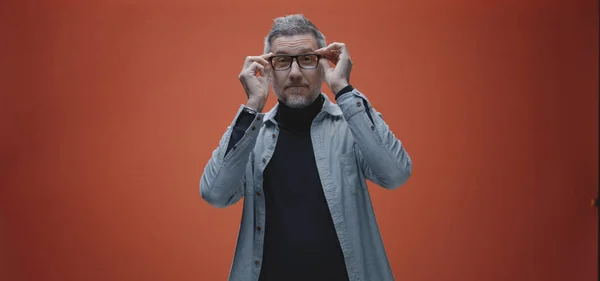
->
xmin=200 ymin=14 xmax=412 ymax=281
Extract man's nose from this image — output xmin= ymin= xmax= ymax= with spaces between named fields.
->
xmin=288 ymin=59 xmax=303 ymax=76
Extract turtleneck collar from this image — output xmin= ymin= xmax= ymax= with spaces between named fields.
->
xmin=274 ymin=94 xmax=324 ymax=132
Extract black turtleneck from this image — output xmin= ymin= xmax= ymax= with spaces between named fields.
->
xmin=258 ymin=94 xmax=348 ymax=281
xmin=225 ymin=89 xmax=356 ymax=281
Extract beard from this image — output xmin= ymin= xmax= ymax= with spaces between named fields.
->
xmin=279 ymin=86 xmax=319 ymax=108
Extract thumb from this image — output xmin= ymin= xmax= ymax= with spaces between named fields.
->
xmin=319 ymin=58 xmax=332 ymax=71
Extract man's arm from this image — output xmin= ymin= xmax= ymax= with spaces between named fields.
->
xmin=316 ymin=42 xmax=412 ymax=189
xmin=336 ymin=85 xmax=412 ymax=189
xmin=200 ymin=106 xmax=263 ymax=208
xmin=200 ymin=52 xmax=272 ymax=208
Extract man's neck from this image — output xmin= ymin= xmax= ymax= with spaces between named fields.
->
xmin=275 ymin=94 xmax=324 ymax=132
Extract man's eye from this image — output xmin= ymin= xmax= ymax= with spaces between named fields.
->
xmin=274 ymin=58 xmax=288 ymax=63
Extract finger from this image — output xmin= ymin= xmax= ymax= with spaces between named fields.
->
xmin=319 ymin=58 xmax=331 ymax=71
xmin=261 ymin=52 xmax=273 ymax=60
xmin=261 ymin=53 xmax=273 ymax=74
xmin=327 ymin=42 xmax=346 ymax=51
xmin=315 ymin=42 xmax=345 ymax=54
xmin=316 ymin=50 xmax=338 ymax=65
xmin=314 ymin=47 xmax=326 ymax=54
xmin=316 ymin=42 xmax=343 ymax=50
xmin=244 ymin=55 xmax=271 ymax=68
xmin=336 ymin=51 xmax=352 ymax=72
xmin=316 ymin=51 xmax=337 ymax=64
xmin=316 ymin=44 xmax=345 ymax=64
xmin=245 ymin=57 xmax=269 ymax=68
xmin=314 ymin=46 xmax=334 ymax=57
xmin=258 ymin=63 xmax=271 ymax=77
xmin=248 ymin=61 xmax=266 ymax=76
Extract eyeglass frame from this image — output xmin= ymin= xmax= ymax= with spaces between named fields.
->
xmin=268 ymin=53 xmax=322 ymax=71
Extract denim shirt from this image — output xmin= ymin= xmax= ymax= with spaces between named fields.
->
xmin=200 ymin=88 xmax=413 ymax=281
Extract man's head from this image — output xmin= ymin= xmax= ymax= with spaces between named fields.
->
xmin=264 ymin=14 xmax=327 ymax=108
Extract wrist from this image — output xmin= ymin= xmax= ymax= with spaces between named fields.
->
xmin=246 ymin=98 xmax=266 ymax=113
xmin=331 ymin=81 xmax=349 ymax=94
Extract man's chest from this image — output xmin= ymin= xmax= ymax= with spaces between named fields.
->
xmin=262 ymin=129 xmax=324 ymax=200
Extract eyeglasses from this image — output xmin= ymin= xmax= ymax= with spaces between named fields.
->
xmin=269 ymin=54 xmax=321 ymax=71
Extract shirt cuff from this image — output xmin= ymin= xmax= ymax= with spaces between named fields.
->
xmin=225 ymin=106 xmax=259 ymax=156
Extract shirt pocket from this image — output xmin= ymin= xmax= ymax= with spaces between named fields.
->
xmin=340 ymin=147 xmax=362 ymax=195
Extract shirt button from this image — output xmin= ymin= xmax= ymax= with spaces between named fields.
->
xmin=256 ymin=191 xmax=261 ymax=196
xmin=272 ymin=133 xmax=276 ymax=138
xmin=251 ymin=126 xmax=256 ymax=131
xmin=371 ymin=125 xmax=375 ymax=130
xmin=356 ymin=101 xmax=362 ymax=107
xmin=262 ymin=158 xmax=266 ymax=163
xmin=255 ymin=260 xmax=260 ymax=265
xmin=257 ymin=116 xmax=261 ymax=121
xmin=256 ymin=226 xmax=262 ymax=231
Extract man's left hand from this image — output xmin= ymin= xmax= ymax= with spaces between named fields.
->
xmin=316 ymin=42 xmax=352 ymax=94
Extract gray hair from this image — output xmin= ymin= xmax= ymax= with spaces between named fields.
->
xmin=264 ymin=14 xmax=327 ymax=54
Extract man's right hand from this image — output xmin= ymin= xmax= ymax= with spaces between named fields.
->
xmin=238 ymin=53 xmax=273 ymax=113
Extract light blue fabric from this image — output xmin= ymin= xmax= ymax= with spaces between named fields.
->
xmin=200 ymin=88 xmax=413 ymax=281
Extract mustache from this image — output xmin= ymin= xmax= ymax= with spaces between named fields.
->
xmin=284 ymin=84 xmax=309 ymax=88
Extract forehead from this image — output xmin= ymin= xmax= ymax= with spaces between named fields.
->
xmin=271 ymin=34 xmax=318 ymax=54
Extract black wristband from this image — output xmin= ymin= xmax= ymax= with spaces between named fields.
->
xmin=335 ymin=84 xmax=355 ymax=100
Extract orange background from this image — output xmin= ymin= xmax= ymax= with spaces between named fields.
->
xmin=1 ymin=0 xmax=597 ymax=280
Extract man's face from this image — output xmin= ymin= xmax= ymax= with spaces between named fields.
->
xmin=268 ymin=34 xmax=324 ymax=108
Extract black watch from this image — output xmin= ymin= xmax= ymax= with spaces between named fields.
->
xmin=243 ymin=106 xmax=257 ymax=116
